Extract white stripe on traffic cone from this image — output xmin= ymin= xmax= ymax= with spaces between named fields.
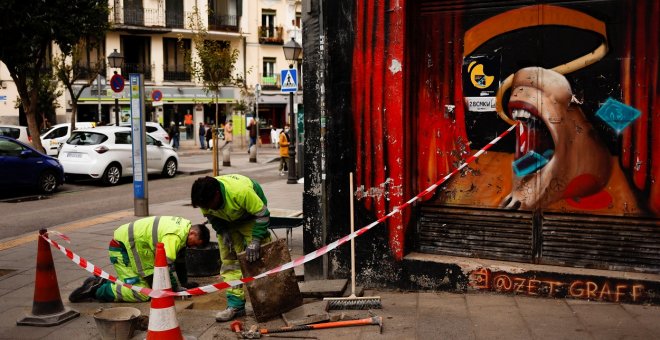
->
xmin=146 ymin=242 xmax=184 ymax=340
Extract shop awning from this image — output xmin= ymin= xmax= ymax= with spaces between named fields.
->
xmin=76 ymin=86 xmax=239 ymax=105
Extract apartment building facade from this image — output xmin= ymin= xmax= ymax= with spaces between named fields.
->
xmin=0 ymin=0 xmax=302 ymax=146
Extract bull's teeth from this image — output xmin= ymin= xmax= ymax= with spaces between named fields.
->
xmin=512 ymin=109 xmax=532 ymax=120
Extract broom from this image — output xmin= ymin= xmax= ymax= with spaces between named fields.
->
xmin=324 ymin=172 xmax=382 ymax=310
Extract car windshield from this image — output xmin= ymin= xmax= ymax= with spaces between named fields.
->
xmin=67 ymin=132 xmax=108 ymax=145
xmin=0 ymin=127 xmax=20 ymax=139
xmin=0 ymin=138 xmax=25 ymax=156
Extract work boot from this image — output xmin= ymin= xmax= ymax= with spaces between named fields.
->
xmin=69 ymin=276 xmax=104 ymax=303
xmin=215 ymin=306 xmax=245 ymax=322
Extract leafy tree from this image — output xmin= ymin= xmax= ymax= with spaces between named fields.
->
xmin=53 ymin=38 xmax=107 ymax=132
xmin=179 ymin=5 xmax=240 ymax=128
xmin=15 ymin=73 xmax=62 ymax=132
xmin=0 ymin=0 xmax=108 ymax=152
xmin=180 ymin=5 xmax=241 ymax=175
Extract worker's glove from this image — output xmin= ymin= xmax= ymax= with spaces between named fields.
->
xmin=246 ymin=239 xmax=261 ymax=262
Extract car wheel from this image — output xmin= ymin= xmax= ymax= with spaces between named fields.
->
xmin=162 ymin=158 xmax=177 ymax=178
xmin=102 ymin=163 xmax=122 ymax=186
xmin=38 ymin=171 xmax=58 ymax=194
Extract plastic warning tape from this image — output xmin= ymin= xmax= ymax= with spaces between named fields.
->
xmin=43 ymin=123 xmax=517 ymax=298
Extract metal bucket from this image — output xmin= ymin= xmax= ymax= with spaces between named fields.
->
xmin=93 ymin=307 xmax=141 ymax=340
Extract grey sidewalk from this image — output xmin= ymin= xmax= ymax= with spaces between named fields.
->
xmin=0 ymin=154 xmax=659 ymax=338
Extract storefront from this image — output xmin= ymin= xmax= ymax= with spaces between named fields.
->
xmin=74 ymin=85 xmax=239 ymax=141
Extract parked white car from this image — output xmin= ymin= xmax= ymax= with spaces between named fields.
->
xmin=119 ymin=122 xmax=170 ymax=146
xmin=40 ymin=122 xmax=96 ymax=156
xmin=58 ymin=126 xmax=178 ymax=185
xmin=0 ymin=124 xmax=31 ymax=145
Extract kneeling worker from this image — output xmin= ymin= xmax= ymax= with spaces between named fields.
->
xmin=69 ymin=216 xmax=210 ymax=303
xmin=191 ymin=175 xmax=272 ymax=322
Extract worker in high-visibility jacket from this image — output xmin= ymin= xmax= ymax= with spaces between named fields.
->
xmin=190 ymin=175 xmax=272 ymax=322
xmin=68 ymin=216 xmax=210 ymax=303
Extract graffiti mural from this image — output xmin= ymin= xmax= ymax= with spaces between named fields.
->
xmin=469 ymin=268 xmax=657 ymax=304
xmin=349 ymin=0 xmax=658 ymax=261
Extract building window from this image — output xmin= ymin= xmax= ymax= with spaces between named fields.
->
xmin=295 ymin=12 xmax=301 ymax=28
xmin=262 ymin=57 xmax=277 ymax=88
xmin=76 ymin=36 xmax=105 ymax=79
xmin=163 ymin=38 xmax=190 ymax=81
xmin=261 ymin=9 xmax=276 ymax=37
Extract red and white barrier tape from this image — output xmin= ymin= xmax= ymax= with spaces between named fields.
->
xmin=44 ymin=123 xmax=517 ymax=298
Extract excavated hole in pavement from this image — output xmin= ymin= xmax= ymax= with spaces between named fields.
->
xmin=185 ymin=276 xmax=229 ymax=310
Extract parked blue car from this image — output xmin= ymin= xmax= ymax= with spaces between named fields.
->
xmin=0 ymin=136 xmax=64 ymax=194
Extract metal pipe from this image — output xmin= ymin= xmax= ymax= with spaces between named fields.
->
xmin=287 ymin=67 xmax=297 ymax=184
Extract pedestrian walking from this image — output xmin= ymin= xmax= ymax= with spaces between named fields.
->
xmin=278 ymin=125 xmax=290 ymax=176
xmin=198 ymin=122 xmax=206 ymax=149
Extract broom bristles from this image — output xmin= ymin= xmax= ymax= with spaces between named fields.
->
xmin=324 ymin=296 xmax=382 ymax=310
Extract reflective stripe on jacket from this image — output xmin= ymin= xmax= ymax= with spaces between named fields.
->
xmin=201 ymin=174 xmax=270 ymax=240
xmin=113 ymin=216 xmax=191 ymax=278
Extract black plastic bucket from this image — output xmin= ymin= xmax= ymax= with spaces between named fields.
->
xmin=185 ymin=241 xmax=220 ymax=277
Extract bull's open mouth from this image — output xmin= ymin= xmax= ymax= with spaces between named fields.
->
xmin=508 ymin=101 xmax=555 ymax=177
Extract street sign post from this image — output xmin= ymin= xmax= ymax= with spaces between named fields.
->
xmin=129 ymin=73 xmax=148 ymax=216
xmin=110 ymin=74 xmax=125 ymax=93
xmin=110 ymin=74 xmax=124 ymax=125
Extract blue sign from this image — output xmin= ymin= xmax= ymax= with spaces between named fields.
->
xmin=129 ymin=74 xmax=147 ymax=200
xmin=281 ymin=69 xmax=298 ymax=93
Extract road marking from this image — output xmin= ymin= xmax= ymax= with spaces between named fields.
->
xmin=0 ymin=210 xmax=133 ymax=251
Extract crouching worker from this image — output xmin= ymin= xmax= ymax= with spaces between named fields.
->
xmin=191 ymin=175 xmax=272 ymax=322
xmin=69 ymin=216 xmax=210 ymax=303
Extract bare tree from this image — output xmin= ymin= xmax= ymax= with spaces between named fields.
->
xmin=53 ymin=39 xmax=106 ymax=132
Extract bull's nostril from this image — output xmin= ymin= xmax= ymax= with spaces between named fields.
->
xmin=509 ymin=200 xmax=522 ymax=210
xmin=501 ymin=195 xmax=513 ymax=208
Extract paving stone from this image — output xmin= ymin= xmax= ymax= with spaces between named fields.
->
xmin=299 ymin=279 xmax=348 ymax=298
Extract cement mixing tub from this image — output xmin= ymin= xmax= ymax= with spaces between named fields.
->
xmin=93 ymin=307 xmax=140 ymax=340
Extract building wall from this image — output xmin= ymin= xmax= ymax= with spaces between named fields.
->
xmin=0 ymin=0 xmax=303 ymax=143
xmin=305 ymin=0 xmax=659 ymax=285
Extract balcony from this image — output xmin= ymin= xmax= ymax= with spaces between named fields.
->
xmin=163 ymin=64 xmax=191 ymax=81
xmin=110 ymin=6 xmax=167 ymax=29
xmin=259 ymin=26 xmax=284 ymax=45
xmin=208 ymin=14 xmax=239 ymax=32
xmin=75 ymin=62 xmax=107 ymax=80
xmin=166 ymin=11 xmax=193 ymax=29
xmin=260 ymin=73 xmax=280 ymax=90
xmin=121 ymin=63 xmax=153 ymax=81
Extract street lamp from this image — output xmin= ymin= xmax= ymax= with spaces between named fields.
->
xmin=107 ymin=49 xmax=124 ymax=125
xmin=255 ymin=83 xmax=261 ymax=161
xmin=282 ymin=38 xmax=302 ymax=184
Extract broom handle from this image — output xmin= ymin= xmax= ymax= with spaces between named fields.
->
xmin=350 ymin=172 xmax=356 ymax=296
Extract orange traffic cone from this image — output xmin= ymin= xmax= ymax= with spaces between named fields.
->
xmin=17 ymin=229 xmax=79 ymax=326
xmin=146 ymin=242 xmax=189 ymax=339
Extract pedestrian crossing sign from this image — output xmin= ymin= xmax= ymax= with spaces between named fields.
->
xmin=281 ymin=69 xmax=298 ymax=93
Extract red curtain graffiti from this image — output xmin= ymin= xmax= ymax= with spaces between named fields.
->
xmin=621 ymin=0 xmax=660 ymax=214
xmin=351 ymin=0 xmax=659 ymax=260
xmin=411 ymin=9 xmax=469 ymax=194
xmin=352 ymin=0 xmax=409 ymax=260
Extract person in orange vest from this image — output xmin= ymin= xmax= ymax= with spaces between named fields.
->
xmin=184 ymin=112 xmax=193 ymax=139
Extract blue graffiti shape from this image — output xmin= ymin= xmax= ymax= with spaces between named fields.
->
xmin=512 ymin=151 xmax=550 ymax=177
xmin=595 ymin=98 xmax=641 ymax=134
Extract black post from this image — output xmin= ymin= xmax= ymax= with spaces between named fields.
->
xmin=114 ymin=98 xmax=120 ymax=125
xmin=287 ymin=65 xmax=297 ymax=184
